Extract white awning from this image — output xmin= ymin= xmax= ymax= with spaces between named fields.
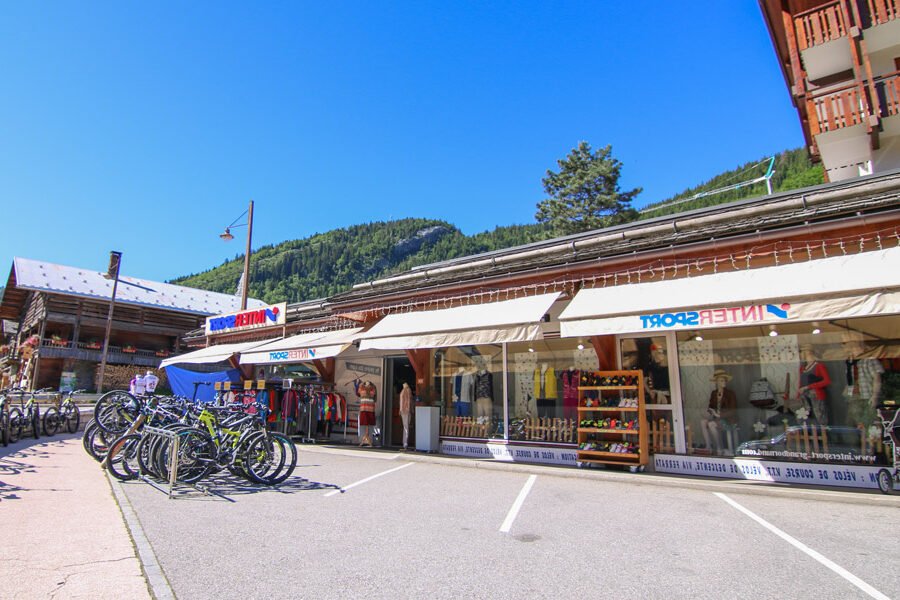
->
xmin=239 ymin=328 xmax=363 ymax=365
xmin=559 ymin=248 xmax=900 ymax=337
xmin=358 ymin=292 xmax=561 ymax=350
xmin=159 ymin=339 xmax=275 ymax=368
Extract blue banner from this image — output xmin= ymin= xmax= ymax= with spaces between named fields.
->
xmin=164 ymin=365 xmax=240 ymax=402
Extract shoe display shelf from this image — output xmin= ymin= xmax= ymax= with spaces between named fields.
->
xmin=577 ymin=370 xmax=648 ymax=472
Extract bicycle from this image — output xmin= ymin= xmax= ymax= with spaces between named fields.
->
xmin=0 ymin=389 xmax=13 ymax=446
xmin=8 ymin=387 xmax=47 ymax=442
xmin=42 ymin=389 xmax=85 ymax=436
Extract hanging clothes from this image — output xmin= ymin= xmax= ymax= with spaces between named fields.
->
xmin=561 ymin=369 xmax=580 ymax=420
xmin=532 ymin=366 xmax=557 ymax=399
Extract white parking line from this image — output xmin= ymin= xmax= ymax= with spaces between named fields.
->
xmin=500 ymin=474 xmax=537 ymax=533
xmin=324 ymin=462 xmax=414 ymax=497
xmin=714 ymin=493 xmax=889 ymax=600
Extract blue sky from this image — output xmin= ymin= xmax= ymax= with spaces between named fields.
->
xmin=0 ymin=2 xmax=804 ymax=284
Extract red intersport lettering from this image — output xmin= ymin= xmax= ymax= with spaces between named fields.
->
xmin=713 ymin=309 xmax=727 ymax=324
xmin=699 ymin=310 xmax=713 ymax=325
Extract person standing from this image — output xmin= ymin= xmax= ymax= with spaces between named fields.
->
xmin=842 ymin=333 xmax=884 ymax=428
xmin=797 ymin=344 xmax=831 ymax=426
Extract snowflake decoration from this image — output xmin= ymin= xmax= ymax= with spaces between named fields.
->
xmin=868 ymin=425 xmax=882 ymax=440
xmin=795 ymin=406 xmax=810 ymax=421
xmin=753 ymin=421 xmax=767 ymax=434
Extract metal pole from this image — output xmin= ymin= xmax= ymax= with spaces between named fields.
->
xmin=97 ymin=251 xmax=122 ymax=393
xmin=240 ymin=200 xmax=254 ymax=310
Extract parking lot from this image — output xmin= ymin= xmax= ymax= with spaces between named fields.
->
xmin=115 ymin=445 xmax=900 ymax=600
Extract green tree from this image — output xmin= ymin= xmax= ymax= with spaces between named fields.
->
xmin=535 ymin=141 xmax=641 ymax=236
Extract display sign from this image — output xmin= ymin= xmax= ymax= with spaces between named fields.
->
xmin=563 ymin=291 xmax=898 ymax=336
xmin=440 ymin=440 xmax=578 ymax=466
xmin=59 ymin=371 xmax=77 ymax=393
xmin=205 ymin=302 xmax=286 ymax=335
xmin=653 ymin=454 xmax=883 ymax=489
xmin=345 ymin=362 xmax=382 ymax=376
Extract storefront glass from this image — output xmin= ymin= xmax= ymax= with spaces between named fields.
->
xmin=620 ymin=336 xmax=680 ymax=454
xmin=676 ymin=316 xmax=900 ymax=466
xmin=434 ymin=344 xmax=505 ymax=440
xmin=432 ymin=339 xmax=598 ymax=443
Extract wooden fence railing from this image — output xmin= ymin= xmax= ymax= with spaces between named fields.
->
xmin=795 ymin=0 xmax=847 ymax=50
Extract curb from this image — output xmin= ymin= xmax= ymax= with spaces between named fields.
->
xmin=299 ymin=444 xmax=900 ymax=508
xmin=107 ymin=475 xmax=176 ymax=600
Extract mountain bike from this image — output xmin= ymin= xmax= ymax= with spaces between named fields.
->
xmin=0 ymin=389 xmax=13 ymax=446
xmin=8 ymin=388 xmax=47 ymax=442
xmin=42 ymin=389 xmax=85 ymax=436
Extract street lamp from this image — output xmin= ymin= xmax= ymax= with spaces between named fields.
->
xmin=220 ymin=200 xmax=254 ymax=310
xmin=97 ymin=250 xmax=122 ymax=393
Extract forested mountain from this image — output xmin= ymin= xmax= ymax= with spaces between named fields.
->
xmin=172 ymin=147 xmax=824 ymax=304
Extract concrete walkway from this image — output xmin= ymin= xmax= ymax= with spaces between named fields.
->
xmin=0 ymin=433 xmax=150 ymax=599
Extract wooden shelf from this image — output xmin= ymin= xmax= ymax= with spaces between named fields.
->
xmin=578 ymin=427 xmax=640 ymax=435
xmin=578 ymin=386 xmax=638 ymax=391
xmin=576 ymin=370 xmax=648 ymax=469
xmin=576 ymin=451 xmax=640 ymax=459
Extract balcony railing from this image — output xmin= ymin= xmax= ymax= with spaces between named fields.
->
xmin=867 ymin=0 xmax=899 ymax=26
xmin=810 ymin=82 xmax=870 ymax=134
xmin=874 ymin=70 xmax=900 ymax=117
xmin=795 ymin=1 xmax=848 ymax=51
xmin=38 ymin=338 xmax=172 ymax=361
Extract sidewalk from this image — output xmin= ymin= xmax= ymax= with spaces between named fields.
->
xmin=0 ymin=433 xmax=150 ymax=599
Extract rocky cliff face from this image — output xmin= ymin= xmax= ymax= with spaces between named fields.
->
xmin=391 ymin=225 xmax=453 ymax=259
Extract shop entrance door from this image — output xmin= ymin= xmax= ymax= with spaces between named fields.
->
xmin=618 ymin=333 xmax=686 ymax=454
xmin=385 ymin=357 xmax=417 ymax=448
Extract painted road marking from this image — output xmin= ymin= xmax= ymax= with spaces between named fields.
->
xmin=714 ymin=493 xmax=889 ymax=600
xmin=324 ymin=462 xmax=414 ymax=497
xmin=500 ymin=474 xmax=537 ymax=533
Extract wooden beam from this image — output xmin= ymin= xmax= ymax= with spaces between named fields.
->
xmin=589 ymin=335 xmax=617 ymax=370
xmin=405 ymin=349 xmax=430 ymax=388
xmin=311 ymin=358 xmax=336 ymax=383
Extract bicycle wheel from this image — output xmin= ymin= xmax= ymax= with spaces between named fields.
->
xmin=31 ymin=406 xmax=41 ymax=439
xmin=8 ymin=408 xmax=23 ymax=443
xmin=0 ymin=408 xmax=9 ymax=447
xmin=63 ymin=403 xmax=81 ymax=433
xmin=243 ymin=432 xmax=297 ymax=486
xmin=94 ymin=392 xmax=140 ymax=435
xmin=43 ymin=407 xmax=61 ymax=436
xmin=157 ymin=429 xmax=215 ymax=484
xmin=82 ymin=420 xmax=112 ymax=462
xmin=106 ymin=434 xmax=142 ymax=481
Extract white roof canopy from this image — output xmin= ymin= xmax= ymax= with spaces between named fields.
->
xmin=358 ymin=292 xmax=561 ymax=350
xmin=239 ymin=328 xmax=363 ymax=365
xmin=159 ymin=340 xmax=275 ymax=368
xmin=559 ymin=248 xmax=900 ymax=337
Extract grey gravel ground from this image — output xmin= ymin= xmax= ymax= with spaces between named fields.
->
xmin=116 ymin=445 xmax=900 ymax=600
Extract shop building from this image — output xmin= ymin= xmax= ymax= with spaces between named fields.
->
xmin=174 ymin=171 xmax=900 ymax=489
xmin=0 ymin=257 xmax=265 ymax=391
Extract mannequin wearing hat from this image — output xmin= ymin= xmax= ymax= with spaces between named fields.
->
xmin=797 ymin=344 xmax=831 ymax=426
xmin=700 ymin=369 xmax=737 ymax=455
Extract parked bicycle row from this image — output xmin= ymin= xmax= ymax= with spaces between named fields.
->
xmin=83 ymin=389 xmax=297 ymax=488
xmin=0 ymin=387 xmax=83 ymax=446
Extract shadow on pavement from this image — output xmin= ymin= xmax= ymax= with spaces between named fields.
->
xmin=121 ymin=472 xmax=341 ymax=502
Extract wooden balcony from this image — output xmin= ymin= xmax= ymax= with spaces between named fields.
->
xmin=795 ymin=1 xmax=848 ymax=51
xmin=809 ymin=82 xmax=870 ymax=134
xmin=37 ymin=339 xmax=166 ymax=367
xmin=875 ymin=70 xmax=900 ymax=117
xmin=867 ymin=0 xmax=899 ymax=26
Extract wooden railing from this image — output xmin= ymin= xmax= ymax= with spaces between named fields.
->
xmin=795 ymin=0 xmax=847 ymax=50
xmin=39 ymin=338 xmax=170 ymax=359
xmin=875 ymin=70 xmax=900 ymax=117
xmin=867 ymin=0 xmax=899 ymax=25
xmin=809 ymin=82 xmax=870 ymax=134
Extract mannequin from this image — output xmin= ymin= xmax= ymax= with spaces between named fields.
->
xmin=130 ymin=373 xmax=146 ymax=396
xmin=842 ymin=333 xmax=883 ymax=427
xmin=144 ymin=370 xmax=160 ymax=394
xmin=399 ymin=382 xmax=413 ymax=450
xmin=453 ymin=366 xmax=474 ymax=416
xmin=700 ymin=369 xmax=737 ymax=455
xmin=356 ymin=379 xmax=377 ymax=447
xmin=797 ymin=344 xmax=830 ymax=426
xmin=474 ymin=367 xmax=493 ymax=423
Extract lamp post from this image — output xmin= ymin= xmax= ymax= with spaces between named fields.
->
xmin=220 ymin=200 xmax=254 ymax=310
xmin=97 ymin=250 xmax=122 ymax=393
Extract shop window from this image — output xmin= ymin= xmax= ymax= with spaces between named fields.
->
xmin=506 ymin=339 xmax=597 ymax=444
xmin=433 ymin=345 xmax=505 ymax=440
xmin=676 ymin=316 xmax=899 ymax=467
